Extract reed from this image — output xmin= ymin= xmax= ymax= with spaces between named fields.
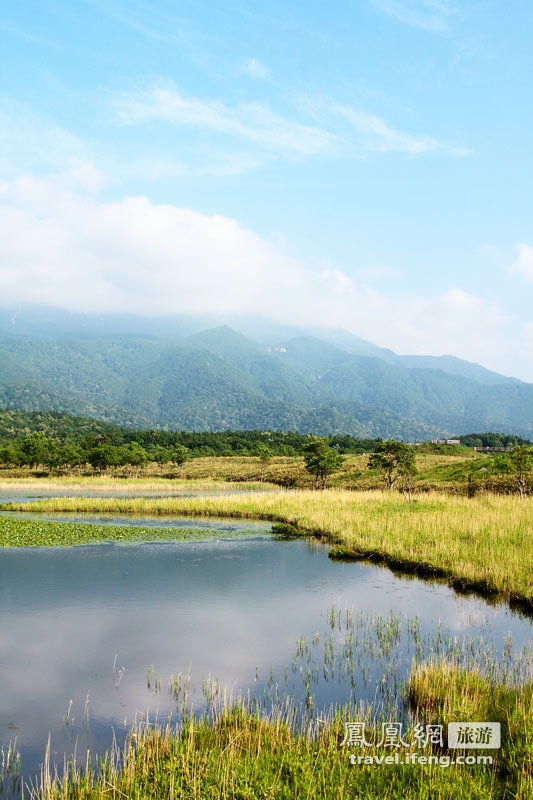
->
xmin=32 ymin=659 xmax=532 ymax=800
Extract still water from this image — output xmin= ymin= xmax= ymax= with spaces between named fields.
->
xmin=0 ymin=486 xmax=282 ymax=505
xmin=0 ymin=515 xmax=531 ymax=795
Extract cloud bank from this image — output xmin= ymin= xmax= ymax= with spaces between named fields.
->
xmin=1 ymin=169 xmax=527 ymax=379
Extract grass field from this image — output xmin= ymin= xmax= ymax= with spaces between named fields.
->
xmin=3 ymin=489 xmax=532 ymax=611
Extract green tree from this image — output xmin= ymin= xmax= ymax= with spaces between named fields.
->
xmin=367 ymin=440 xmax=417 ymax=495
xmin=495 ymin=445 xmax=532 ymax=498
xmin=43 ymin=442 xmax=64 ymax=473
xmin=57 ymin=443 xmax=84 ymax=472
xmin=19 ymin=432 xmax=51 ymax=469
xmin=151 ymin=445 xmax=172 ymax=470
xmin=0 ymin=444 xmax=20 ymax=468
xmin=126 ymin=442 xmax=149 ymax=477
xmin=87 ymin=444 xmax=121 ymax=472
xmin=398 ymin=452 xmax=418 ymax=503
xmin=170 ymin=444 xmax=190 ymax=478
xmin=303 ymin=436 xmax=344 ymax=489
xmin=256 ymin=443 xmax=272 ymax=482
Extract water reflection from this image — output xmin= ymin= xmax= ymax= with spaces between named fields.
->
xmin=0 ymin=486 xmax=282 ymax=505
xmin=0 ymin=532 xmax=531 ymax=796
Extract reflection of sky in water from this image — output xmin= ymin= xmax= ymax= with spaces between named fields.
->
xmin=0 ymin=487 xmax=283 ymax=505
xmin=0 ymin=532 xmax=531 ymax=795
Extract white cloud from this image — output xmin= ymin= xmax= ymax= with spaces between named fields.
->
xmin=110 ymin=82 xmax=468 ymax=163
xmin=370 ymin=0 xmax=459 ymax=33
xmin=355 ymin=264 xmax=396 ymax=281
xmin=240 ymin=58 xmax=271 ymax=80
xmin=1 ymin=171 xmax=527 ymax=377
xmin=0 ymin=99 xmax=88 ymax=176
xmin=337 ymin=107 xmax=454 ymax=154
xmin=112 ymin=83 xmax=337 ymax=157
xmin=510 ymin=244 xmax=533 ymax=282
xmin=0 ymin=90 xmax=466 ymax=186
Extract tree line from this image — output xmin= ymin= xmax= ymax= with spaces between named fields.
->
xmin=0 ymin=410 xmax=387 ymax=467
xmin=0 ymin=411 xmax=531 ymax=496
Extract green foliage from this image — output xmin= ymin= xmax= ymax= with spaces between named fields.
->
xmin=256 ymin=443 xmax=272 ymax=481
xmin=170 ymin=444 xmax=190 ymax=466
xmin=303 ymin=436 xmax=345 ymax=488
xmin=19 ymin=432 xmax=50 ymax=468
xmin=459 ymin=432 xmax=531 ymax=448
xmin=367 ymin=440 xmax=417 ymax=492
xmin=494 ymin=445 xmax=533 ymax=497
xmin=0 ymin=410 xmax=529 ymax=497
xmin=0 ymin=410 xmax=388 ymax=468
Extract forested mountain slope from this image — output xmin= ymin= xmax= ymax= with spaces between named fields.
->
xmin=0 ymin=325 xmax=531 ymax=438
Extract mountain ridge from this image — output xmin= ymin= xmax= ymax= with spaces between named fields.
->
xmin=0 ymin=305 xmax=523 ymax=384
xmin=0 ymin=320 xmax=531 ymax=438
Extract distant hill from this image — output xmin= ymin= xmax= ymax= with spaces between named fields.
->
xmin=0 ymin=318 xmax=531 ymax=438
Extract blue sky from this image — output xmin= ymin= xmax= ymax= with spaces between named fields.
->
xmin=1 ymin=0 xmax=532 ymax=379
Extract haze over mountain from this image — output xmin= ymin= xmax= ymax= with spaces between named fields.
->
xmin=1 ymin=307 xmax=531 ymax=439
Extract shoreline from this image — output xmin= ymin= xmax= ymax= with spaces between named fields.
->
xmin=2 ymin=487 xmax=531 ymax=614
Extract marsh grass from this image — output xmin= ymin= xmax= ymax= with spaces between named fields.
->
xmin=409 ymin=663 xmax=533 ymax=798
xmin=285 ymin=604 xmax=532 ymax=717
xmin=0 ymin=741 xmax=21 ymax=797
xmin=31 ymin=662 xmax=533 ymax=800
xmin=5 ymin=490 xmax=531 ymax=609
xmin=20 ymin=600 xmax=533 ymax=799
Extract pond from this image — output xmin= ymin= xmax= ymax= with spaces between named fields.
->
xmin=0 ymin=486 xmax=282 ymax=505
xmin=0 ymin=514 xmax=531 ymax=797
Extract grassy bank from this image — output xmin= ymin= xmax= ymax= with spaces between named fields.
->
xmin=3 ymin=490 xmax=532 ymax=611
xmin=33 ymin=661 xmax=532 ymax=800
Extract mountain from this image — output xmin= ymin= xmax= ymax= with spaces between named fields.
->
xmin=311 ymin=327 xmax=519 ymax=385
xmin=0 ymin=321 xmax=531 ymax=438
xmin=1 ymin=305 xmax=521 ymax=385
